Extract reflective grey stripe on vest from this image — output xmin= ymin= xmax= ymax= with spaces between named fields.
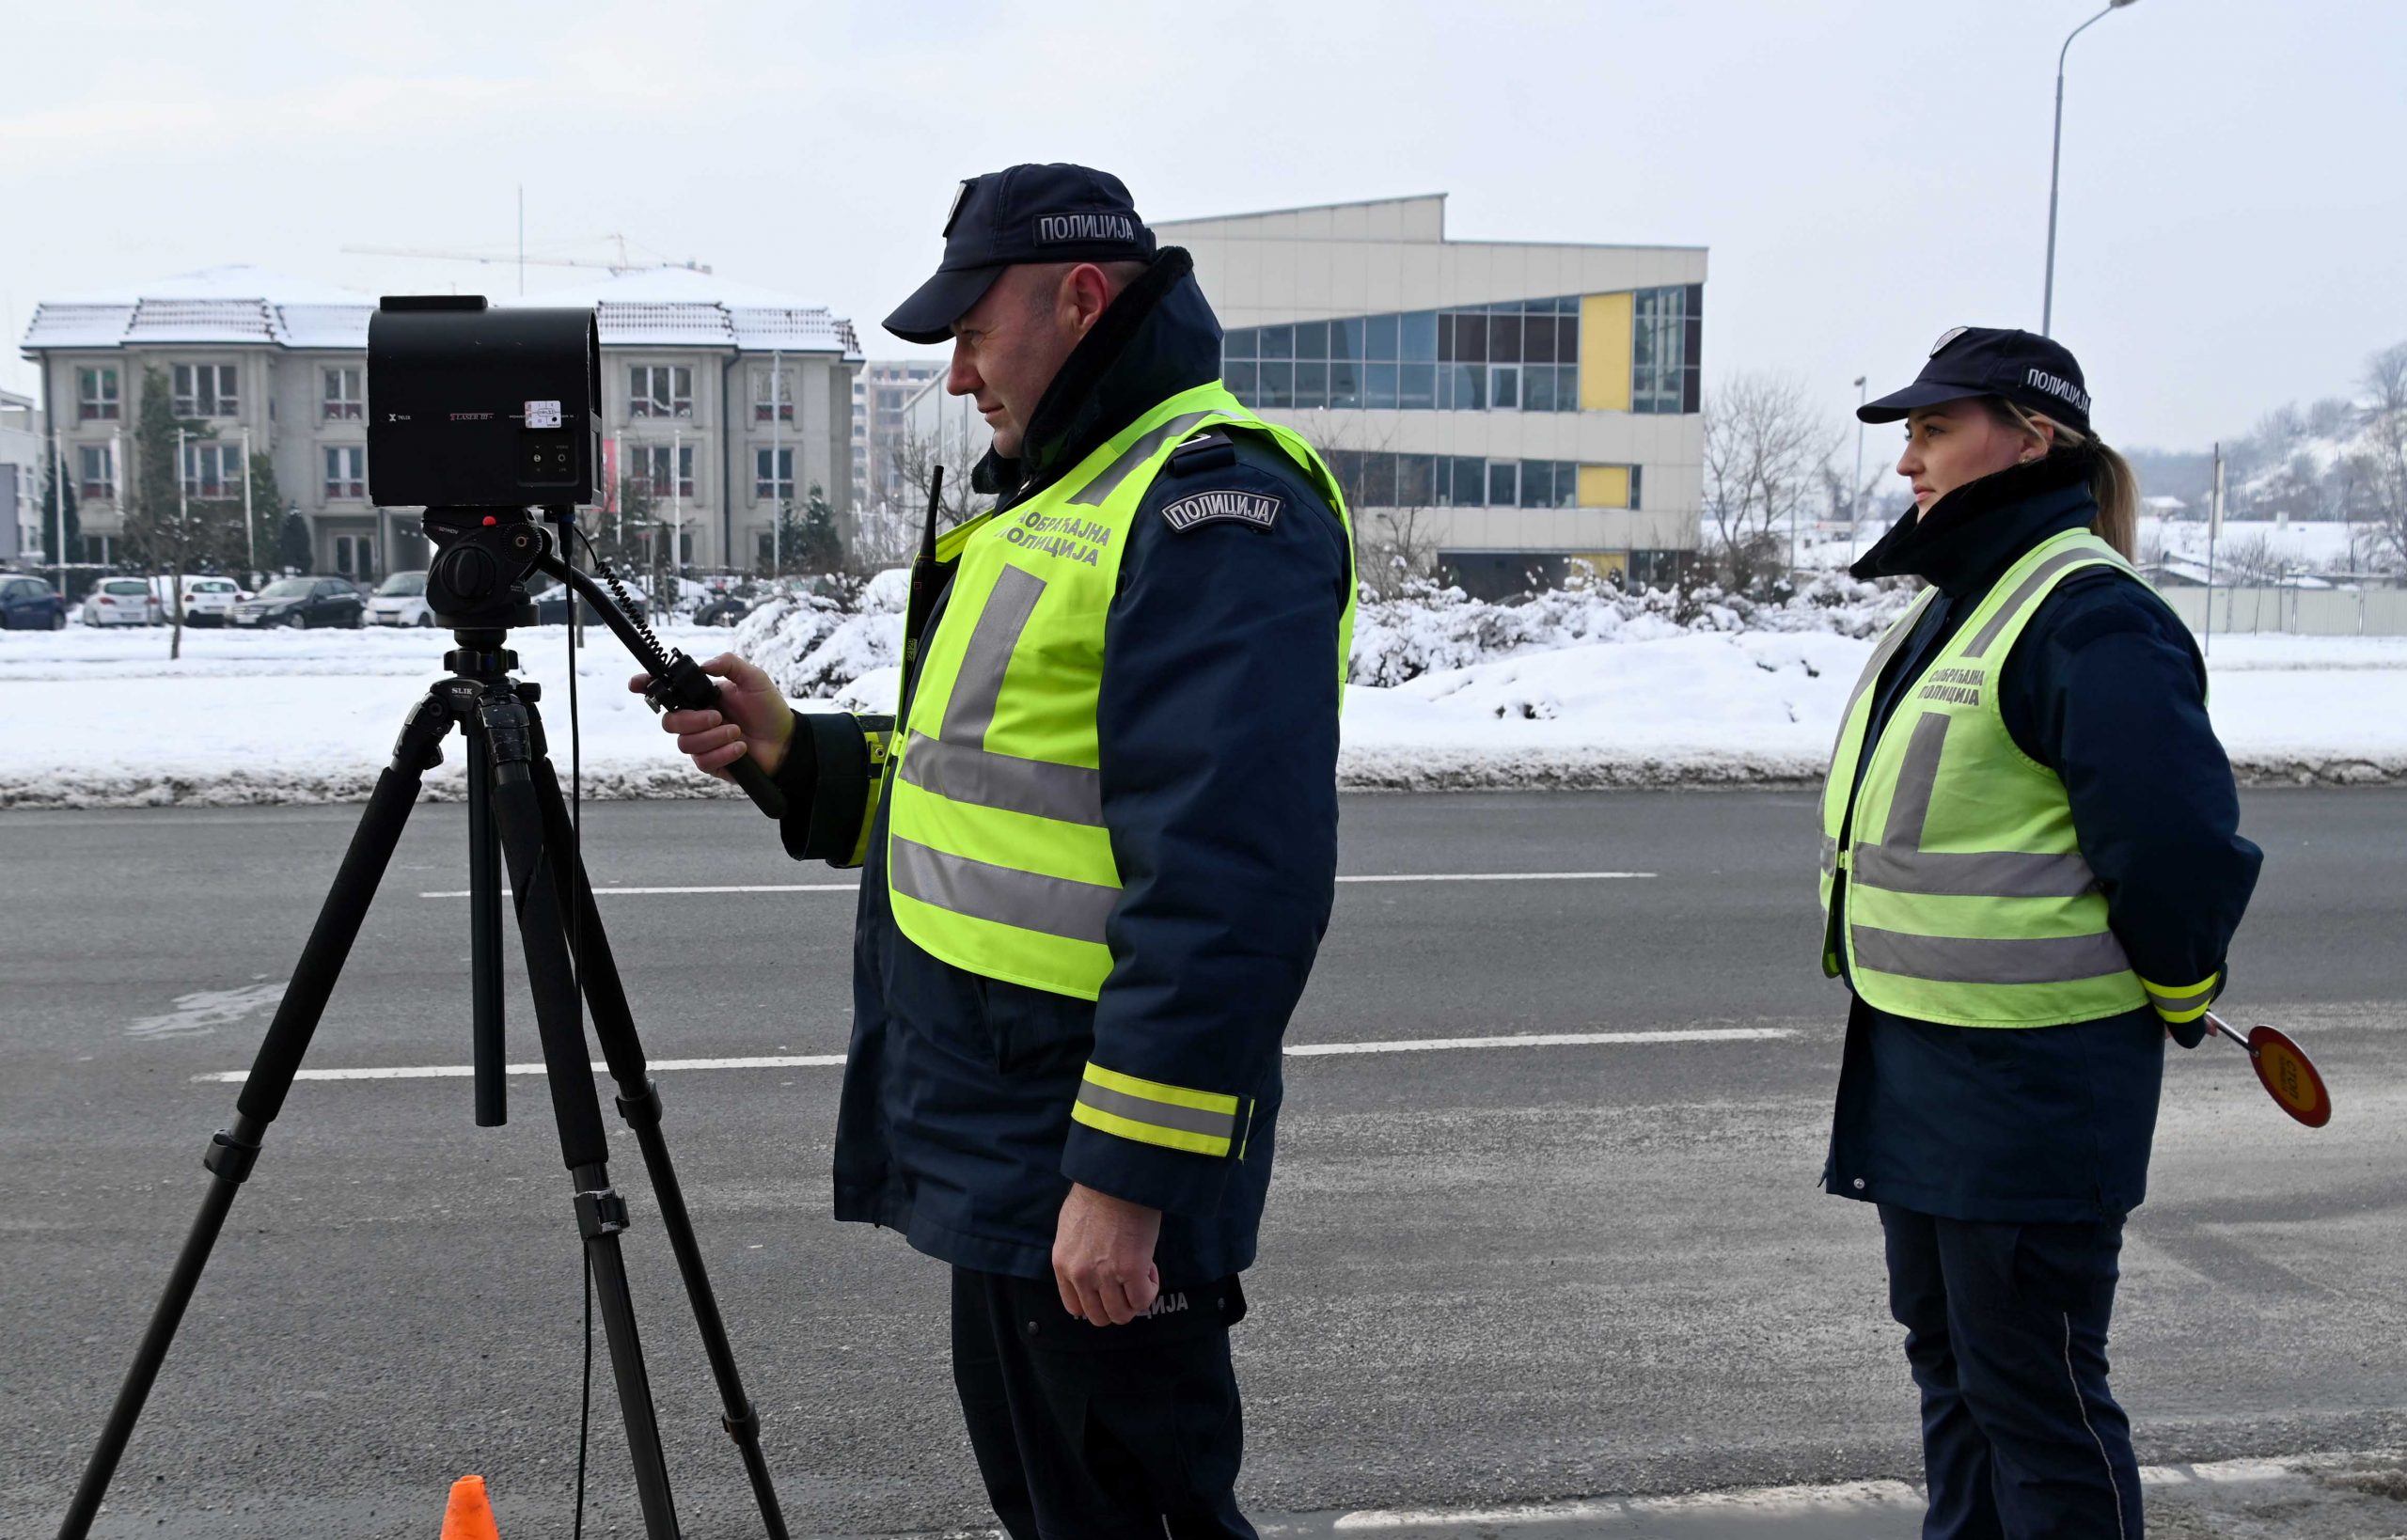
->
xmin=1853 ymin=709 xmax=2102 ymax=899
xmin=1064 ymin=411 xmax=1219 ymax=507
xmin=1853 ymin=925 xmax=2131 ymax=984
xmin=1964 ymin=549 xmax=2120 ymax=659
xmin=900 ymin=563 xmax=1105 ymax=825
xmin=1818 ymin=834 xmax=1839 ymax=877
xmin=889 ymin=836 xmax=1116 ymax=945
xmin=2143 ymin=981 xmax=2214 ymax=1015
xmin=1074 ymin=1080 xmax=1237 ymax=1142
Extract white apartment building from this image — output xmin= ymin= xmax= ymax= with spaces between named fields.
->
xmin=0 ymin=390 xmax=41 ymax=562
xmin=853 ymin=359 xmax=948 ymax=515
xmin=19 ymin=265 xmax=861 ymax=578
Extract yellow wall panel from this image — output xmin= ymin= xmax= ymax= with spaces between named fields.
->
xmin=1580 ymin=291 xmax=1633 ymax=413
xmin=1577 ymin=464 xmax=1631 ymax=509
xmin=1569 ymin=551 xmax=1629 ymax=586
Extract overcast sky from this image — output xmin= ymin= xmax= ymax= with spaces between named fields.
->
xmin=4 ymin=0 xmax=2401 ymax=453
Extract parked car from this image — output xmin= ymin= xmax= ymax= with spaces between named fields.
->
xmin=693 ymin=582 xmax=768 ymax=627
xmin=369 ymin=570 xmax=436 ymax=627
xmin=231 ymin=575 xmax=367 ymax=629
xmin=82 ymin=576 xmax=163 ymax=627
xmin=0 ymin=574 xmax=68 ymax=630
xmin=148 ymin=574 xmax=243 ymax=627
xmin=527 ymin=574 xmax=648 ymax=628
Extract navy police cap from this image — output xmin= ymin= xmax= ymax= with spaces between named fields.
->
xmin=884 ymin=164 xmax=1158 ymax=345
xmin=1858 ymin=325 xmax=2095 ymax=438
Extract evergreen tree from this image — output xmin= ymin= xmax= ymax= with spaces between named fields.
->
xmin=245 ymin=452 xmax=284 ymax=583
xmin=279 ymin=506 xmax=313 ymax=574
xmin=39 ymin=455 xmax=79 ymax=572
xmin=793 ymin=483 xmax=843 ymax=573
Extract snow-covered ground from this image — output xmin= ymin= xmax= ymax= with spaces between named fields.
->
xmin=6 ymin=613 xmax=2405 ymax=808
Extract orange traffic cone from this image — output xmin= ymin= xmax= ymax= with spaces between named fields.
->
xmin=439 ymin=1474 xmax=501 ymax=1540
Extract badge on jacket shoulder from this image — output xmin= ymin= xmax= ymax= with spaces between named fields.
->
xmin=1160 ymin=487 xmax=1283 ymax=534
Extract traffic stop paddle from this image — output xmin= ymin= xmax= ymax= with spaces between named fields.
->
xmin=2202 ymin=1011 xmax=2333 ymax=1127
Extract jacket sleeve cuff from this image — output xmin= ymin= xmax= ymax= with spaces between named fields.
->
xmin=777 ymin=712 xmax=880 ymax=864
xmin=1059 ymin=1061 xmax=1249 ymax=1218
xmin=2138 ymin=969 xmax=2221 ymax=1026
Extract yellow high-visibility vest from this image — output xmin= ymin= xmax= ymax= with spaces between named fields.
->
xmin=886 ymin=379 xmax=1355 ymax=1001
xmin=1818 ymin=528 xmax=2175 ymax=1028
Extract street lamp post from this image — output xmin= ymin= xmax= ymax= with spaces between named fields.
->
xmin=2043 ymin=0 xmax=2140 ymax=336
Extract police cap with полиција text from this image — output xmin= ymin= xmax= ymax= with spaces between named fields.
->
xmin=1856 ymin=325 xmax=2096 ymax=438
xmin=884 ymin=163 xmax=1159 ymax=345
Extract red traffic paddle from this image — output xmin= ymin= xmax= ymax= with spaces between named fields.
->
xmin=2203 ymin=1011 xmax=2332 ymax=1127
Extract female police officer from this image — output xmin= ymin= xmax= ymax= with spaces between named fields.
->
xmin=1817 ymin=326 xmax=2260 ymax=1540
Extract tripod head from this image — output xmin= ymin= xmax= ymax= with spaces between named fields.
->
xmin=422 ymin=506 xmax=786 ymax=819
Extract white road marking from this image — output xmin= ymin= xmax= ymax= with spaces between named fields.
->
xmin=126 ymin=981 xmax=288 ymax=1041
xmin=417 ymin=871 xmax=1656 ymax=898
xmin=1286 ymin=1028 xmax=1793 ymax=1056
xmin=191 ymin=1028 xmax=1788 ymax=1085
xmin=1324 ymin=1454 xmax=2349 ymax=1530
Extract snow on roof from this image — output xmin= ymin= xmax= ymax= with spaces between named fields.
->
xmin=21 ymin=265 xmax=379 ymax=352
xmin=24 ymin=262 xmax=862 ymax=359
xmin=501 ymin=267 xmax=862 ymax=357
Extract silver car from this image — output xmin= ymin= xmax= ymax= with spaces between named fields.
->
xmin=369 ymin=570 xmax=435 ymax=626
xmin=82 ymin=577 xmax=162 ymax=626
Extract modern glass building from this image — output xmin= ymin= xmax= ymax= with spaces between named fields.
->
xmin=1156 ymin=195 xmax=1706 ymax=594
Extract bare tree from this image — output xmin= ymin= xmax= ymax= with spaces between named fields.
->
xmin=2361 ymin=340 xmax=2407 ymax=571
xmin=866 ymin=416 xmax=997 ymax=571
xmin=1703 ymin=371 xmax=1833 ymax=594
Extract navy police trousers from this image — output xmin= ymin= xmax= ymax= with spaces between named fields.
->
xmin=1880 ymin=1206 xmax=2143 ymax=1540
xmin=951 ymin=1266 xmax=1254 ymax=1540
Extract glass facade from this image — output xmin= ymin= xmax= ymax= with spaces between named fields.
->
xmin=1320 ymin=449 xmax=1634 ymax=511
xmin=1223 ymin=296 xmax=1582 ymax=414
xmin=1632 ymin=284 xmax=1704 ymax=415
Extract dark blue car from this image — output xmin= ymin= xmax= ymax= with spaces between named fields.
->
xmin=0 ymin=574 xmax=67 ymax=629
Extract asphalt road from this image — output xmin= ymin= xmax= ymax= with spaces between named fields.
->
xmin=1 ymin=788 xmax=2401 ymax=1538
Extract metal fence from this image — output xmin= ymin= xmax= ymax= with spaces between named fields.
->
xmin=2158 ymin=586 xmax=2407 ymax=637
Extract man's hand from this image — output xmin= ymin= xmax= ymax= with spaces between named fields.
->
xmin=629 ymin=652 xmax=794 ymax=780
xmin=1052 ymin=1182 xmax=1162 ymax=1326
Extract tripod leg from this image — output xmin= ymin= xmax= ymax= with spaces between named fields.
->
xmin=526 ymin=731 xmax=791 ymax=1538
xmin=465 ymin=715 xmax=507 ymax=1127
xmin=59 ymin=693 xmax=451 ymax=1540
xmin=479 ymin=692 xmax=682 ymax=1540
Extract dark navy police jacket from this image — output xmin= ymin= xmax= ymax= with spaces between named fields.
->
xmin=1823 ymin=450 xmax=2262 ymax=1223
xmin=772 ymin=250 xmax=1351 ymax=1284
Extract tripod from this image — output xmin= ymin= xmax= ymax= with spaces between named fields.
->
xmin=59 ymin=630 xmax=790 ymax=1540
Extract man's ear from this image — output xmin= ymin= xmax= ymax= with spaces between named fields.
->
xmin=1064 ymin=263 xmax=1114 ymax=338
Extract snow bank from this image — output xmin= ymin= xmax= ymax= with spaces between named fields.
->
xmin=5 ymin=617 xmax=2404 ymax=809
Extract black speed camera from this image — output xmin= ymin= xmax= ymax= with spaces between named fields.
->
xmin=368 ymin=296 xmax=601 ymax=508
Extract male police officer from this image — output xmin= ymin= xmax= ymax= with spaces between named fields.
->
xmin=638 ymin=165 xmax=1354 ymax=1536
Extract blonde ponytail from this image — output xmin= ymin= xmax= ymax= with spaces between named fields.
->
xmin=1989 ymin=401 xmax=2140 ymax=561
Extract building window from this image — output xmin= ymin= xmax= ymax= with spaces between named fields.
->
xmin=755 ymin=448 xmax=794 ymax=501
xmin=323 ymin=367 xmax=364 ymax=420
xmin=1632 ymin=285 xmax=1704 ymax=416
xmin=79 ymin=445 xmax=117 ymax=500
xmin=630 ymin=444 xmax=696 ymax=498
xmin=323 ymin=446 xmax=366 ymax=500
xmin=77 ymin=367 xmax=120 ymax=420
xmin=333 ymin=533 xmax=373 ymax=576
xmin=181 ymin=443 xmax=244 ymax=498
xmin=753 ymin=367 xmax=795 ymax=423
xmin=1224 ymin=296 xmax=1581 ymax=415
xmin=630 ymin=366 xmax=693 ymax=420
xmin=172 ymin=363 xmax=239 ymax=418
xmin=1320 ymin=450 xmax=1581 ymax=510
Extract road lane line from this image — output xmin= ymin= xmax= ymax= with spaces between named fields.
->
xmin=192 ymin=1027 xmax=1789 ymax=1084
xmin=417 ymin=872 xmax=1656 ymax=898
xmin=1286 ymin=1028 xmax=1791 ymax=1056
